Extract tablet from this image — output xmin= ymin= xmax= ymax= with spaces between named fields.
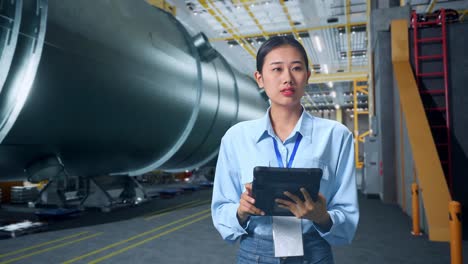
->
xmin=252 ymin=166 xmax=323 ymax=216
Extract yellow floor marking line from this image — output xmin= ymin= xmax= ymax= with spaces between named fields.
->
xmin=62 ymin=208 xmax=211 ymax=264
xmin=144 ymin=199 xmax=211 ymax=220
xmin=0 ymin=232 xmax=102 ymax=264
xmin=88 ymin=213 xmax=211 ymax=264
xmin=0 ymin=231 xmax=90 ymax=258
xmin=143 ymin=199 xmax=201 ymax=219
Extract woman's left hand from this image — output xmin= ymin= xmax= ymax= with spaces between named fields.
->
xmin=275 ymin=188 xmax=331 ymax=228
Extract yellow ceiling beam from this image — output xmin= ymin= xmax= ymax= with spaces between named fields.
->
xmin=366 ymin=0 xmax=374 ymax=118
xmin=459 ymin=10 xmax=467 ymax=22
xmin=209 ymin=22 xmax=367 ymax=42
xmin=278 ymin=0 xmax=315 ymax=75
xmin=346 ymin=0 xmax=352 ymax=72
xmin=303 ymin=22 xmax=366 ymax=32
xmin=146 ymin=0 xmax=176 ymax=16
xmin=356 ymin=87 xmax=369 ymax=95
xmin=239 ymin=0 xmax=269 ymax=39
xmin=279 ymin=0 xmax=301 ymax=40
xmin=426 ymin=0 xmax=438 ymax=13
xmin=308 ymin=72 xmax=368 ymax=83
xmin=199 ymin=0 xmax=257 ymax=58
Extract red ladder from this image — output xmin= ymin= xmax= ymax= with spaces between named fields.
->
xmin=411 ymin=9 xmax=452 ymax=194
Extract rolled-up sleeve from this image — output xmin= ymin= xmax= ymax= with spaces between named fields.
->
xmin=211 ymin=136 xmax=248 ymax=243
xmin=315 ymin=131 xmax=359 ymax=245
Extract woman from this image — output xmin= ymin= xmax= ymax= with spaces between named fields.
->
xmin=211 ymin=36 xmax=359 ymax=264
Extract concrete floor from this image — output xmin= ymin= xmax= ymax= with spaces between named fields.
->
xmin=0 ymin=185 xmax=466 ymax=264
xmin=0 ymin=187 xmax=238 ymax=264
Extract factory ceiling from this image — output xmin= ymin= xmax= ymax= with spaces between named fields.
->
xmin=165 ymin=0 xmax=466 ymax=112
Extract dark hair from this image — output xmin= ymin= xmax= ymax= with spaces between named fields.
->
xmin=256 ymin=36 xmax=309 ymax=73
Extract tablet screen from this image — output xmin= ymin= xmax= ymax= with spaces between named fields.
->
xmin=252 ymin=166 xmax=323 ymax=216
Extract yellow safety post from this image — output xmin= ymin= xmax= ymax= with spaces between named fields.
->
xmin=353 ymin=79 xmax=369 ymax=169
xmin=411 ymin=183 xmax=422 ymax=235
xmin=449 ymin=201 xmax=462 ymax=264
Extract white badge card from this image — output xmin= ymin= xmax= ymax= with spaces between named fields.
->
xmin=272 ymin=216 xmax=304 ymax=257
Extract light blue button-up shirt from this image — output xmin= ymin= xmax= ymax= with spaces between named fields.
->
xmin=211 ymin=108 xmax=359 ymax=246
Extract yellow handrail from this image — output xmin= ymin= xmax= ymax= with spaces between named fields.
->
xmin=391 ymin=19 xmax=451 ymax=241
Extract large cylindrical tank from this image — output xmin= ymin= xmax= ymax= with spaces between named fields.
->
xmin=0 ymin=0 xmax=268 ymax=180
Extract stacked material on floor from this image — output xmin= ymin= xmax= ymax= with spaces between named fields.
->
xmin=35 ymin=208 xmax=81 ymax=221
xmin=158 ymin=188 xmax=183 ymax=198
xmin=198 ymin=181 xmax=214 ymax=188
xmin=145 ymin=189 xmax=161 ymax=198
xmin=181 ymin=185 xmax=200 ymax=192
xmin=0 ymin=220 xmax=47 ymax=238
xmin=10 ymin=186 xmax=39 ymax=204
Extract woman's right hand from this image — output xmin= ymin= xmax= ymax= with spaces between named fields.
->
xmin=237 ymin=183 xmax=265 ymax=225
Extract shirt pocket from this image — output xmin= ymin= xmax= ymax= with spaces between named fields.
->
xmin=240 ymin=157 xmax=270 ymax=185
xmin=293 ymin=158 xmax=332 ymax=197
xmin=293 ymin=158 xmax=330 ymax=181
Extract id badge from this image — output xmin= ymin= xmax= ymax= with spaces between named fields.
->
xmin=272 ymin=216 xmax=304 ymax=257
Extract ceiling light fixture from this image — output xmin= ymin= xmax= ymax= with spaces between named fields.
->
xmin=327 ymin=81 xmax=333 ymax=88
xmin=330 ymin=91 xmax=336 ymax=98
xmin=313 ymin=35 xmax=323 ymax=52
xmin=323 ymin=64 xmax=329 ymax=74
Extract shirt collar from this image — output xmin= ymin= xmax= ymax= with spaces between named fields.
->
xmin=256 ymin=106 xmax=310 ymax=144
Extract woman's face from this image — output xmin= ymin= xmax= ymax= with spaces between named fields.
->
xmin=254 ymin=45 xmax=310 ymax=110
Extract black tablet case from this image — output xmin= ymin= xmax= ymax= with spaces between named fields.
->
xmin=252 ymin=166 xmax=323 ymax=216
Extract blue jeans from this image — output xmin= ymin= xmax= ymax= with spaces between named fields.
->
xmin=237 ymin=233 xmax=334 ymax=264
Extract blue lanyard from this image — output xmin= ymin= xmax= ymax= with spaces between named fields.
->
xmin=272 ymin=133 xmax=303 ymax=168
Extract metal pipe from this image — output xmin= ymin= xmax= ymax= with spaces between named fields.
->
xmin=0 ymin=0 xmax=22 ymax=94
xmin=0 ymin=0 xmax=268 ymax=180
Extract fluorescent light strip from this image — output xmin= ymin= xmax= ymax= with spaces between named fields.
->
xmin=313 ymin=35 xmax=322 ymax=52
xmin=323 ymin=64 xmax=328 ymax=74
